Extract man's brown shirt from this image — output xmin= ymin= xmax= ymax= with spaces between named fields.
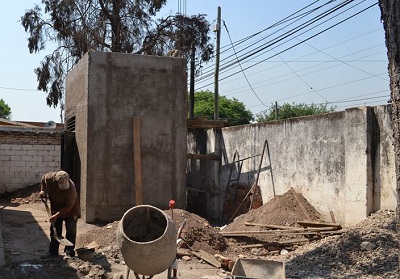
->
xmin=41 ymin=172 xmax=80 ymax=218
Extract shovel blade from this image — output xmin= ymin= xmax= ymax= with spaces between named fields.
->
xmin=54 ymin=234 xmax=74 ymax=246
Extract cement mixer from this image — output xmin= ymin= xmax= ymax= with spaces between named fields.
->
xmin=113 ymin=205 xmax=177 ymax=279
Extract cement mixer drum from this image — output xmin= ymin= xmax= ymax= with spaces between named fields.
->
xmin=116 ymin=205 xmax=177 ymax=276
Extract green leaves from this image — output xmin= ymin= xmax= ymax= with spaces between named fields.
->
xmin=21 ymin=5 xmax=45 ymax=54
xmin=0 ymin=99 xmax=12 ymax=120
xmin=256 ymin=102 xmax=336 ymax=122
xmin=192 ymin=91 xmax=254 ymax=126
xmin=21 ymin=0 xmax=213 ymax=108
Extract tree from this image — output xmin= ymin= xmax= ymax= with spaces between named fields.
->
xmin=21 ymin=0 xmax=213 ymax=108
xmin=379 ymin=0 xmax=400 ymax=268
xmin=0 ymin=99 xmax=12 ymax=120
xmin=192 ymin=90 xmax=253 ymax=126
xmin=256 ymin=102 xmax=336 ymax=122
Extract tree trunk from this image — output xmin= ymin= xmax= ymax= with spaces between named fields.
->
xmin=378 ymin=0 xmax=400 ymax=273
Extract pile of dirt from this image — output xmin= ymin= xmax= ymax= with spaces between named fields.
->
xmin=0 ymin=185 xmax=397 ymax=278
xmin=56 ymin=190 xmax=400 ymax=279
xmin=166 ymin=209 xmax=228 ymax=255
xmin=217 ymin=189 xmax=325 ymax=257
xmin=76 ymin=221 xmax=119 ymax=250
xmin=76 ymin=208 xmax=229 ymax=261
xmin=223 ymin=189 xmax=322 ymax=232
xmin=76 ymin=189 xmax=319 ymax=261
xmin=0 ymin=183 xmax=41 ymax=204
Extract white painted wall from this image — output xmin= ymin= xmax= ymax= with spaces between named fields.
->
xmin=187 ymin=105 xmax=396 ymax=226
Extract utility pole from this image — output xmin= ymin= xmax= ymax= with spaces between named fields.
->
xmin=214 ymin=6 xmax=221 ymax=120
xmin=189 ymin=43 xmax=195 ymax=118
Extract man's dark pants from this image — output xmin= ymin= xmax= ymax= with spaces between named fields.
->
xmin=49 ymin=216 xmax=77 ymax=256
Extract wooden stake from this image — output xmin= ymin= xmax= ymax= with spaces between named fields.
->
xmin=330 ymin=211 xmax=337 ymax=223
xmin=290 ymin=187 xmax=312 ymax=221
xmin=133 ymin=116 xmax=143 ymax=205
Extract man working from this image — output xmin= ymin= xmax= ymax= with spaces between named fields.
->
xmin=39 ymin=170 xmax=80 ymax=259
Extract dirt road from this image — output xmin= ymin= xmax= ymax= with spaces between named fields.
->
xmin=1 ymin=186 xmax=397 ymax=278
xmin=0 ymin=201 xmax=229 ymax=278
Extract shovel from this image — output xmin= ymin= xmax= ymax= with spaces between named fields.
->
xmin=40 ymin=196 xmax=74 ymax=246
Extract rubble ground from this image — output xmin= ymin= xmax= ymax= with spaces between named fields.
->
xmin=0 ymin=184 xmax=397 ymax=278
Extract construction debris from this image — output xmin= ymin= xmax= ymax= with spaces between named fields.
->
xmin=191 ymin=249 xmax=222 ymax=268
xmin=0 ymin=186 xmax=397 ymax=278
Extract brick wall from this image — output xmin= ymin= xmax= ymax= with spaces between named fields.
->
xmin=0 ymin=129 xmax=62 ymax=193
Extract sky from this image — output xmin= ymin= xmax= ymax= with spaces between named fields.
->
xmin=0 ymin=0 xmax=389 ymax=122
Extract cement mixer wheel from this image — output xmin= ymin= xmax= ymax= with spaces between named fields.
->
xmin=113 ymin=273 xmax=124 ymax=279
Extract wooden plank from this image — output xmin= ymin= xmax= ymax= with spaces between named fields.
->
xmin=298 ymin=220 xmax=342 ymax=229
xmin=187 ymin=119 xmax=229 ymax=129
xmin=242 ymin=238 xmax=310 ymax=248
xmin=320 ymin=229 xmax=347 ymax=235
xmin=221 ymin=231 xmax=320 ymax=237
xmin=245 ymin=222 xmax=300 ymax=230
xmin=221 ymin=227 xmax=340 ymax=237
xmin=186 ymin=153 xmax=220 ymax=161
xmin=290 ymin=187 xmax=312 ymax=221
xmin=133 ymin=116 xmax=143 ymax=205
xmin=191 ymin=250 xmax=221 ymax=268
xmin=186 ymin=187 xmax=208 ymax=193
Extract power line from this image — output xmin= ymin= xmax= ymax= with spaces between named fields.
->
xmin=196 ymin=0 xmax=364 ymax=83
xmin=219 ymin=35 xmax=386 ymax=94
xmin=217 ymin=0 xmax=340 ymax=65
xmin=250 ymin=92 xmax=389 ymax=117
xmin=274 ymin=73 xmax=388 ymax=103
xmin=223 ymin=20 xmax=268 ymax=108
xmin=249 ymin=88 xmax=388 ymax=113
xmin=0 ymin=86 xmax=39 ymax=92
xmin=218 ymin=0 xmax=324 ymax=54
xmin=195 ymin=1 xmax=378 ymax=94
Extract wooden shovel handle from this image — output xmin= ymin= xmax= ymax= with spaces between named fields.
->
xmin=40 ymin=196 xmax=52 ymax=219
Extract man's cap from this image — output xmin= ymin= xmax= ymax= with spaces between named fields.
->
xmin=54 ymin=171 xmax=69 ymax=182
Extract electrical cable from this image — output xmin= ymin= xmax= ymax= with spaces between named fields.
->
xmin=197 ymin=0 xmax=360 ymax=81
xmin=224 ymin=52 xmax=387 ymax=98
xmin=222 ymin=20 xmax=268 ymax=108
xmin=209 ymin=1 xmax=373 ymax=85
xmin=0 ymin=86 xmax=39 ymax=92
xmin=195 ymin=2 xmax=378 ymax=92
xmin=222 ymin=32 xmax=385 ymax=92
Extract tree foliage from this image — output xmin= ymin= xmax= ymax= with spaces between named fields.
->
xmin=192 ymin=90 xmax=253 ymax=126
xmin=0 ymin=99 xmax=12 ymax=120
xmin=256 ymin=102 xmax=336 ymax=122
xmin=21 ymin=0 xmax=213 ymax=107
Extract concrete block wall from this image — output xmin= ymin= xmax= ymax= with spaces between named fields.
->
xmin=0 ymin=129 xmax=62 ymax=193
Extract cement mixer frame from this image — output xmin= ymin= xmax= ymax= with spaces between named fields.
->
xmin=113 ymin=205 xmax=180 ymax=279
xmin=113 ymin=265 xmax=175 ymax=279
